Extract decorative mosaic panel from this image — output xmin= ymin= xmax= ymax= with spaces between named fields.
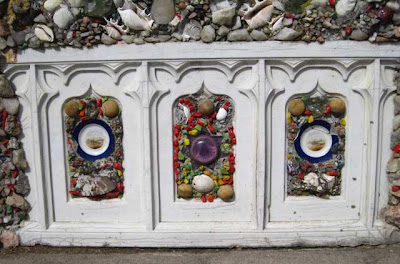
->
xmin=64 ymin=95 xmax=124 ymax=200
xmin=173 ymin=93 xmax=235 ymax=202
xmin=286 ymin=95 xmax=346 ymax=197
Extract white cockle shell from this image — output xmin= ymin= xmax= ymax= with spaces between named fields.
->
xmin=53 ymin=5 xmax=74 ymax=29
xmin=44 ymin=0 xmax=63 ymax=12
xmin=192 ymin=174 xmax=215 ymax=193
xmin=216 ymin=107 xmax=228 ymax=121
xmin=246 ymin=4 xmax=274 ymax=29
xmin=335 ymin=0 xmax=357 ymax=17
xmin=118 ymin=7 xmax=152 ymax=31
xmin=34 ymin=24 xmax=54 ymax=42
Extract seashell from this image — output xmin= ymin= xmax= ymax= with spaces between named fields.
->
xmin=102 ymin=18 xmax=128 ymax=40
xmin=272 ymin=15 xmax=284 ymax=33
xmin=104 ymin=26 xmax=122 ymax=40
xmin=246 ymin=4 xmax=274 ymax=29
xmin=118 ymin=4 xmax=153 ymax=31
xmin=34 ymin=24 xmax=54 ymax=42
xmin=216 ymin=107 xmax=228 ymax=121
xmin=44 ymin=0 xmax=63 ymax=12
xmin=192 ymin=174 xmax=214 ymax=193
xmin=240 ymin=0 xmax=273 ymax=20
xmin=68 ymin=0 xmax=85 ymax=8
xmin=53 ymin=5 xmax=74 ymax=29
xmin=335 ymin=0 xmax=357 ymax=17
xmin=182 ymin=104 xmax=191 ymax=124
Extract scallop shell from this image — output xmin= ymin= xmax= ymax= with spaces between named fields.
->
xmin=53 ymin=5 xmax=74 ymax=29
xmin=335 ymin=0 xmax=357 ymax=17
xmin=118 ymin=7 xmax=153 ymax=31
xmin=34 ymin=24 xmax=54 ymax=42
xmin=192 ymin=174 xmax=215 ymax=193
xmin=216 ymin=107 xmax=228 ymax=121
xmin=246 ymin=4 xmax=274 ymax=29
xmin=44 ymin=0 xmax=63 ymax=12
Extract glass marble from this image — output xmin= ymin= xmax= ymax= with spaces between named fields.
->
xmin=190 ymin=135 xmax=219 ymax=165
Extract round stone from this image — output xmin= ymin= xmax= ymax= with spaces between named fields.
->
xmin=218 ymin=185 xmax=234 ymax=200
xmin=192 ymin=174 xmax=215 ymax=193
xmin=65 ymin=100 xmax=80 ymax=117
xmin=102 ymin=100 xmax=119 ymax=118
xmin=288 ymin=99 xmax=305 ymax=116
xmin=178 ymin=183 xmax=193 ymax=198
xmin=190 ymin=135 xmax=219 ymax=165
xmin=329 ymin=98 xmax=346 ymax=114
xmin=198 ymin=98 xmax=214 ymax=115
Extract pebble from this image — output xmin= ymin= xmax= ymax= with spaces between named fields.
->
xmin=1 ymin=98 xmax=20 ymax=115
xmin=227 ymin=29 xmax=252 ymax=42
xmin=192 ymin=174 xmax=215 ymax=193
xmin=0 ymin=232 xmax=20 ymax=248
xmin=101 ymin=33 xmax=117 ymax=45
xmin=274 ymin=28 xmax=301 ymax=41
xmin=0 ymin=37 xmax=6 ymax=50
xmin=65 ymin=100 xmax=80 ymax=117
xmin=201 ymin=25 xmax=216 ymax=43
xmin=250 ymin=30 xmax=268 ymax=41
xmin=102 ymin=100 xmax=119 ymax=118
xmin=151 ymin=0 xmax=175 ymax=25
xmin=12 ymin=149 xmax=28 ymax=170
xmin=387 ymin=158 xmax=400 ymax=173
xmin=329 ymin=98 xmax=346 ymax=114
xmin=288 ymin=99 xmax=306 ymax=116
xmin=122 ymin=35 xmax=135 ymax=44
xmin=217 ymin=26 xmax=230 ymax=37
xmin=178 ymin=183 xmax=193 ymax=198
xmin=198 ymin=98 xmax=214 ymax=115
xmin=349 ymin=29 xmax=369 ymax=41
xmin=6 ymin=192 xmax=29 ymax=210
xmin=211 ymin=4 xmax=236 ymax=26
xmin=218 ymin=185 xmax=234 ymax=200
xmin=0 ymin=74 xmax=15 ymax=98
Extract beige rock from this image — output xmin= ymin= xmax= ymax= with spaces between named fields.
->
xmin=218 ymin=185 xmax=234 ymax=200
xmin=178 ymin=183 xmax=193 ymax=198
xmin=0 ymin=232 xmax=19 ymax=248
xmin=6 ymin=192 xmax=29 ymax=210
xmin=65 ymin=100 xmax=80 ymax=117
xmin=329 ymin=98 xmax=346 ymax=114
xmin=102 ymin=100 xmax=119 ymax=118
xmin=198 ymin=98 xmax=214 ymax=115
xmin=288 ymin=99 xmax=305 ymax=116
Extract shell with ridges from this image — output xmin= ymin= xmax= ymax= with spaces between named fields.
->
xmin=53 ymin=5 xmax=74 ymax=29
xmin=118 ymin=4 xmax=153 ymax=31
xmin=245 ymin=4 xmax=274 ymax=29
xmin=34 ymin=24 xmax=54 ymax=42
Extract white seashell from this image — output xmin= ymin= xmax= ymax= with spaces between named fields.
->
xmin=53 ymin=5 xmax=74 ymax=29
xmin=321 ymin=173 xmax=336 ymax=190
xmin=216 ymin=107 xmax=228 ymax=121
xmin=272 ymin=16 xmax=284 ymax=33
xmin=192 ymin=174 xmax=215 ymax=193
xmin=240 ymin=0 xmax=273 ymax=20
xmin=182 ymin=104 xmax=191 ymax=124
xmin=68 ymin=0 xmax=85 ymax=8
xmin=303 ymin=172 xmax=319 ymax=187
xmin=104 ymin=26 xmax=122 ymax=40
xmin=44 ymin=0 xmax=63 ymax=12
xmin=118 ymin=7 xmax=153 ymax=31
xmin=246 ymin=5 xmax=274 ymax=29
xmin=34 ymin=24 xmax=54 ymax=42
xmin=335 ymin=0 xmax=357 ymax=17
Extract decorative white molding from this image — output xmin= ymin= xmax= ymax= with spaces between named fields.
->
xmin=3 ymin=42 xmax=399 ymax=247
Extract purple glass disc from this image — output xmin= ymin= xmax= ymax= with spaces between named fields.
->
xmin=190 ymin=135 xmax=219 ymax=165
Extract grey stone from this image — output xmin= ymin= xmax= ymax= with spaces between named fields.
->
xmin=212 ymin=4 xmax=236 ymax=26
xmin=6 ymin=36 xmax=15 ymax=47
xmin=349 ymin=29 xmax=369 ymax=41
xmin=0 ymin=36 xmax=6 ymax=50
xmin=28 ymin=36 xmax=42 ymax=49
xmin=12 ymin=149 xmax=27 ymax=170
xmin=140 ymin=30 xmax=151 ymax=38
xmin=250 ymin=30 xmax=268 ymax=41
xmin=7 ymin=137 xmax=19 ymax=149
xmin=394 ymin=95 xmax=400 ymax=114
xmin=144 ymin=37 xmax=161 ymax=43
xmin=0 ymin=74 xmax=14 ymax=98
xmin=151 ymin=0 xmax=175 ymax=25
xmin=1 ymin=98 xmax=20 ymax=115
xmin=101 ymin=33 xmax=116 ymax=45
xmin=394 ymin=12 xmax=400 ymax=25
xmin=5 ymin=115 xmax=21 ymax=137
xmin=85 ymin=0 xmax=115 ymax=17
xmin=282 ymin=0 xmax=309 ymax=14
xmin=231 ymin=16 xmax=242 ymax=30
xmin=34 ymin=14 xmax=47 ymax=24
xmin=12 ymin=31 xmax=27 ymax=46
xmin=274 ymin=27 xmax=301 ymax=41
xmin=76 ymin=176 xmax=117 ymax=196
xmin=6 ymin=192 xmax=29 ymax=210
xmin=183 ymin=20 xmax=202 ymax=40
xmin=217 ymin=26 xmax=230 ymax=37
xmin=158 ymin=35 xmax=172 ymax=42
xmin=394 ymin=115 xmax=400 ymax=131
xmin=134 ymin=37 xmax=145 ymax=45
xmin=388 ymin=158 xmax=400 ymax=173
xmin=227 ymin=29 xmax=252 ymax=42
xmin=201 ymin=25 xmax=216 ymax=43
xmin=15 ymin=173 xmax=30 ymax=195
xmin=121 ymin=34 xmax=135 ymax=44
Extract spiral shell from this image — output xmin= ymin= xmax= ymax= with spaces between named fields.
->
xmin=34 ymin=24 xmax=54 ymax=42
xmin=104 ymin=26 xmax=122 ymax=40
xmin=118 ymin=7 xmax=153 ymax=31
xmin=53 ymin=5 xmax=74 ymax=29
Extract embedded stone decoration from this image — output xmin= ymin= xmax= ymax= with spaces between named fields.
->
xmin=287 ymin=95 xmax=346 ymax=197
xmin=173 ymin=93 xmax=236 ymax=202
xmin=64 ymin=95 xmax=124 ymax=200
xmin=0 ymin=73 xmax=30 ymax=248
xmin=0 ymin=0 xmax=400 ymax=58
xmin=384 ymin=71 xmax=400 ymax=229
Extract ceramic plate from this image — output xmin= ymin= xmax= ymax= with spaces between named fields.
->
xmin=73 ymin=119 xmax=115 ymax=161
xmin=294 ymin=120 xmax=339 ymax=163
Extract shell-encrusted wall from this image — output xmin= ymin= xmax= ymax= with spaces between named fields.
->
xmin=1 ymin=0 xmax=400 ymax=62
xmin=0 ymin=73 xmax=29 ymax=248
xmin=64 ymin=95 xmax=124 ymax=200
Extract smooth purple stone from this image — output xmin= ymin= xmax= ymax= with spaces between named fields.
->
xmin=190 ymin=135 xmax=219 ymax=165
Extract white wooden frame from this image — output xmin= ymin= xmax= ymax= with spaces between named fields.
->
xmin=4 ymin=41 xmax=400 ymax=247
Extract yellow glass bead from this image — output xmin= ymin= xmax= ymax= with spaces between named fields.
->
xmin=177 ymin=181 xmax=181 ymax=185
xmin=222 ymin=175 xmax=231 ymax=181
xmin=341 ymin=118 xmax=346 ymax=126
xmin=214 ymin=180 xmax=218 ymax=186
xmin=188 ymin=129 xmax=199 ymax=136
xmin=212 ymin=175 xmax=218 ymax=180
xmin=203 ymin=170 xmax=211 ymax=176
xmin=287 ymin=154 xmax=292 ymax=159
xmin=218 ymin=179 xmax=224 ymax=185
xmin=308 ymin=115 xmax=314 ymax=123
xmin=117 ymin=170 xmax=123 ymax=177
xmin=184 ymin=179 xmax=189 ymax=184
xmin=183 ymin=138 xmax=190 ymax=146
xmin=199 ymin=166 xmax=204 ymax=171
xmin=224 ymin=165 xmax=230 ymax=170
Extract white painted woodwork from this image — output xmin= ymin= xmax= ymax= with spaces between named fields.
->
xmin=3 ymin=41 xmax=399 ymax=247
